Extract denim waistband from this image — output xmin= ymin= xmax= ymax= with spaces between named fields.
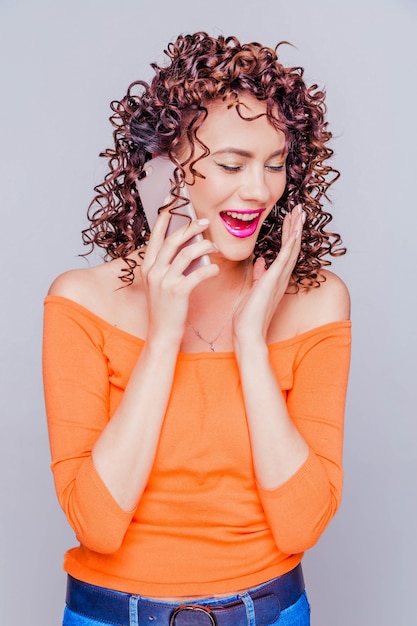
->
xmin=66 ymin=565 xmax=305 ymax=626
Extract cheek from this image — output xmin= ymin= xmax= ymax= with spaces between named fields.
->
xmin=187 ymin=176 xmax=227 ymax=213
xmin=272 ymin=175 xmax=287 ymax=203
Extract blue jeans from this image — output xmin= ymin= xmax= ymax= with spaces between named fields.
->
xmin=62 ymin=579 xmax=310 ymax=626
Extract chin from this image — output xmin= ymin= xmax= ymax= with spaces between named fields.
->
xmin=215 ymin=241 xmax=256 ymax=263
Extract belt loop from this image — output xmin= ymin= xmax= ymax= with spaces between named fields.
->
xmin=238 ymin=592 xmax=256 ymax=626
xmin=129 ymin=595 xmax=139 ymax=626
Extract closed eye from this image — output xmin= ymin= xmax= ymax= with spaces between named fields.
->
xmin=216 ymin=162 xmax=243 ymax=173
xmin=215 ymin=162 xmax=286 ymax=174
xmin=266 ymin=164 xmax=285 ymax=172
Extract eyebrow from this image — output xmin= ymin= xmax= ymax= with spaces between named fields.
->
xmin=211 ymin=148 xmax=287 ymax=158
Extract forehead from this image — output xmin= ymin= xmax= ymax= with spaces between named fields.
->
xmin=197 ymin=95 xmax=286 ymax=152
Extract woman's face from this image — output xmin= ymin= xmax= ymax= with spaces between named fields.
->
xmin=184 ymin=94 xmax=287 ymax=261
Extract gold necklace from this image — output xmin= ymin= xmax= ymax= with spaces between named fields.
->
xmin=187 ymin=260 xmax=250 ymax=352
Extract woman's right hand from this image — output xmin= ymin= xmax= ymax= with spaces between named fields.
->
xmin=140 ymin=210 xmax=219 ymax=347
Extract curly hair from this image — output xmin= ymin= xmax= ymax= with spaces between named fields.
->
xmin=82 ymin=31 xmax=345 ymax=288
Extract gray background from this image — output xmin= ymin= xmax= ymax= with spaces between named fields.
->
xmin=1 ymin=0 xmax=416 ymax=624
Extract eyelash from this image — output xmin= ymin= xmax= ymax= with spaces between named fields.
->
xmin=218 ymin=164 xmax=242 ymax=172
xmin=216 ymin=163 xmax=285 ymax=173
xmin=266 ymin=165 xmax=285 ymax=172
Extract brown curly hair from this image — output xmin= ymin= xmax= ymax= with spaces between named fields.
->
xmin=82 ymin=31 xmax=345 ymax=287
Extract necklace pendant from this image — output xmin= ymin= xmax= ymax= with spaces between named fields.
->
xmin=209 ymin=343 xmax=215 ymax=352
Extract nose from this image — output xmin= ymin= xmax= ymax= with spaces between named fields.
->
xmin=238 ymin=165 xmax=270 ymax=205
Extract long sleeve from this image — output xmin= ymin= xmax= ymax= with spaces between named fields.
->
xmin=43 ymin=296 xmax=137 ymax=553
xmin=257 ymin=322 xmax=351 ymax=554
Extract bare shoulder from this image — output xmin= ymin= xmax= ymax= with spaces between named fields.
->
xmin=47 ymin=258 xmax=148 ymax=337
xmin=47 ymin=259 xmax=137 ymax=311
xmin=296 ymin=270 xmax=351 ymax=332
xmin=48 ymin=264 xmax=109 ymax=302
xmin=268 ymin=270 xmax=350 ymax=343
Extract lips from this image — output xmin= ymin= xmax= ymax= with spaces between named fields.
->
xmin=220 ymin=209 xmax=265 ymax=238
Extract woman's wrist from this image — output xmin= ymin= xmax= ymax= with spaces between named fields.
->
xmin=233 ymin=331 xmax=269 ymax=364
xmin=145 ymin=330 xmax=183 ymax=357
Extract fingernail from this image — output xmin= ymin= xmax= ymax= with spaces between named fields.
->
xmin=297 ymin=204 xmax=303 ymax=214
xmin=301 ymin=210 xmax=306 ymax=223
xmin=198 ymin=218 xmax=210 ymax=225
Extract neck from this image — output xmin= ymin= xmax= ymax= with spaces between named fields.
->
xmin=190 ymin=256 xmax=252 ymax=303
xmin=185 ymin=257 xmax=251 ymax=353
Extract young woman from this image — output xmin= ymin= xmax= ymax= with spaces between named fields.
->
xmin=43 ymin=32 xmax=351 ymax=626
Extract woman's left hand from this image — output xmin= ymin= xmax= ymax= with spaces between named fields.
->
xmin=232 ymin=204 xmax=305 ymax=346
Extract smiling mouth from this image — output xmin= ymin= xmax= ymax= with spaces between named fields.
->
xmin=220 ymin=210 xmax=265 ymax=238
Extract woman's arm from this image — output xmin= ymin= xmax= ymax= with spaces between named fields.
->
xmin=257 ymin=320 xmax=351 ymax=553
xmin=44 ymin=214 xmax=218 ymax=552
xmin=235 ymin=304 xmax=350 ymax=554
xmin=232 ymin=208 xmax=351 ymax=552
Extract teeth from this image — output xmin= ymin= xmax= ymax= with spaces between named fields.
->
xmin=225 ymin=211 xmax=258 ymax=222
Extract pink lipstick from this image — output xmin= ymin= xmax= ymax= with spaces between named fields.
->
xmin=220 ymin=209 xmax=265 ymax=238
